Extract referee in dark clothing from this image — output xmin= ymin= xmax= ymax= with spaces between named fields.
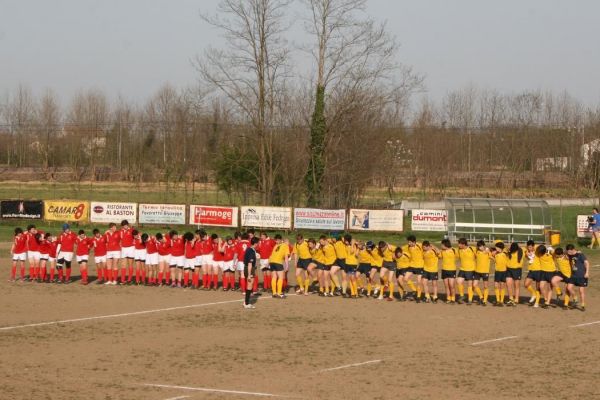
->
xmin=243 ymin=237 xmax=261 ymax=309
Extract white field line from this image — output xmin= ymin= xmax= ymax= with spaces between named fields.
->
xmin=163 ymin=396 xmax=190 ymax=400
xmin=470 ymin=336 xmax=519 ymax=346
xmin=143 ymin=383 xmax=290 ymax=398
xmin=0 ymin=298 xmax=244 ymax=332
xmin=319 ymin=359 xmax=383 ymax=372
xmin=570 ymin=320 xmax=600 ymax=328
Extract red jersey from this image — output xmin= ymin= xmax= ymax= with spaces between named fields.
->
xmin=25 ymin=231 xmax=40 ymax=252
xmin=92 ymin=236 xmax=107 ymax=257
xmin=58 ymin=231 xmax=77 ymax=252
xmin=39 ymin=239 xmax=51 ymax=255
xmin=13 ymin=235 xmax=27 ymax=254
xmin=222 ymin=243 xmax=236 ymax=261
xmin=200 ymin=239 xmax=213 ymax=255
xmin=146 ymin=238 xmax=158 ymax=255
xmin=134 ymin=237 xmax=145 ymax=250
xmin=75 ymin=237 xmax=92 ymax=256
xmin=170 ymin=237 xmax=184 ymax=257
xmin=235 ymin=239 xmax=250 ymax=261
xmin=120 ymin=227 xmax=134 ymax=247
xmin=157 ymin=239 xmax=171 ymax=256
xmin=193 ymin=240 xmax=202 ymax=257
xmin=48 ymin=241 xmax=58 ymax=258
xmin=258 ymin=238 xmax=276 ymax=259
xmin=105 ymin=231 xmax=121 ymax=251
xmin=213 ymin=242 xmax=223 ymax=261
xmin=185 ymin=241 xmax=196 ymax=259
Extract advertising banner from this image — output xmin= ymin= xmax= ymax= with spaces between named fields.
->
xmin=240 ymin=206 xmax=292 ymax=229
xmin=1 ymin=200 xmax=44 ymax=219
xmin=189 ymin=205 xmax=239 ymax=227
xmin=411 ymin=209 xmax=448 ymax=232
xmin=293 ymin=208 xmax=346 ymax=230
xmin=348 ymin=209 xmax=404 ymax=232
xmin=90 ymin=202 xmax=137 ymax=224
xmin=139 ymin=204 xmax=186 ymax=225
xmin=44 ymin=200 xmax=89 ymax=222
xmin=577 ymin=215 xmax=593 ymax=238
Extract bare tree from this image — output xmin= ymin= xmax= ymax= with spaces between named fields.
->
xmin=36 ymin=89 xmax=61 ymax=174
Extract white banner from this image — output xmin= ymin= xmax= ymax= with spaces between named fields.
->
xmin=139 ymin=204 xmax=186 ymax=225
xmin=90 ymin=202 xmax=137 ymax=224
xmin=294 ymin=208 xmax=346 ymax=230
xmin=189 ymin=205 xmax=239 ymax=227
xmin=577 ymin=215 xmax=593 ymax=238
xmin=241 ymin=206 xmax=292 ymax=229
xmin=411 ymin=209 xmax=448 ymax=232
xmin=348 ymin=209 xmax=404 ymax=232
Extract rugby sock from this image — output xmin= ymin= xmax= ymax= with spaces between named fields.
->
xmin=555 ymin=286 xmax=562 ymax=296
xmin=467 ymin=287 xmax=473 ymax=302
xmin=50 ymin=268 xmax=55 ymax=281
xmin=458 ymin=284 xmax=465 ymax=297
xmin=20 ymin=265 xmax=25 ymax=280
xmin=165 ymin=269 xmax=170 ymax=283
xmin=526 ymin=285 xmax=536 ymax=297
xmin=425 ymin=293 xmax=430 ymax=300
xmin=10 ymin=265 xmax=16 ymax=280
xmin=121 ymin=268 xmax=126 ymax=283
xmin=407 ymin=280 xmax=416 ymax=292
xmin=367 ymin=283 xmax=372 ymax=296
xmin=230 ymin=275 xmax=236 ymax=289
xmin=157 ymin=272 xmax=163 ymax=284
xmin=135 ymin=268 xmax=140 ymax=284
xmin=389 ymin=282 xmax=395 ymax=298
xmin=475 ymin=287 xmax=483 ymax=300
xmin=202 ymin=274 xmax=208 ymax=288
xmin=192 ymin=273 xmax=199 ymax=288
xmin=495 ymin=289 xmax=500 ymax=302
xmin=535 ymin=290 xmax=541 ymax=306
xmin=331 ymin=275 xmax=341 ymax=290
xmin=33 ymin=266 xmax=39 ymax=279
xmin=58 ymin=269 xmax=63 ymax=281
xmin=97 ymin=268 xmax=103 ymax=282
xmin=245 ymin=289 xmax=252 ymax=305
xmin=304 ymin=279 xmax=310 ymax=293
xmin=342 ymin=280 xmax=348 ymax=294
xmin=183 ymin=271 xmax=190 ymax=287
xmin=252 ymin=275 xmax=259 ymax=292
xmin=29 ymin=266 xmax=34 ymax=279
xmin=81 ymin=269 xmax=88 ymax=284
xmin=564 ymin=295 xmax=570 ymax=307
xmin=65 ymin=268 xmax=71 ymax=281
xmin=263 ymin=275 xmax=269 ymax=290
xmin=212 ymin=274 xmax=218 ymax=289
xmin=483 ymin=288 xmax=489 ymax=303
xmin=141 ymin=269 xmax=146 ymax=283
xmin=271 ymin=275 xmax=277 ymax=295
xmin=417 ymin=287 xmax=422 ymax=299
xmin=277 ymin=279 xmax=283 ymax=295
xmin=128 ymin=266 xmax=134 ymax=282
xmin=41 ymin=267 xmax=46 ymax=281
xmin=500 ymin=288 xmax=506 ymax=303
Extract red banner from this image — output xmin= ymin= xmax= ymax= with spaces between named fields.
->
xmin=189 ymin=205 xmax=239 ymax=227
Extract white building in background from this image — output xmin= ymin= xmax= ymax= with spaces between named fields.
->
xmin=535 ymin=157 xmax=570 ymax=172
xmin=581 ymin=138 xmax=600 ymax=166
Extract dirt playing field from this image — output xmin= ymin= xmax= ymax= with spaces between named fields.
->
xmin=1 ymin=252 xmax=599 ymax=400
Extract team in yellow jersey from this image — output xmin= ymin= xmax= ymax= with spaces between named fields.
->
xmin=287 ymin=234 xmax=588 ymax=310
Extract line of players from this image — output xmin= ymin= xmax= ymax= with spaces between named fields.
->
xmin=9 ymin=222 xmax=589 ymax=310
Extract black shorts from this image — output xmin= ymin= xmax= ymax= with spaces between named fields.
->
xmin=296 ymin=258 xmax=312 ymax=270
xmin=358 ymin=263 xmax=371 ymax=275
xmin=382 ymin=261 xmax=396 ymax=271
xmin=474 ymin=272 xmax=489 ymax=281
xmin=506 ymin=268 xmax=522 ymax=281
xmin=345 ymin=264 xmax=357 ymax=275
xmin=494 ymin=271 xmax=507 ymax=283
xmin=457 ymin=270 xmax=474 ymax=281
xmin=409 ymin=267 xmax=424 ymax=275
xmin=315 ymin=262 xmax=326 ymax=271
xmin=243 ymin=264 xmax=256 ymax=278
xmin=270 ymin=263 xmax=284 ymax=272
xmin=395 ymin=269 xmax=407 ymax=278
xmin=422 ymin=271 xmax=438 ymax=281
xmin=572 ymin=277 xmax=588 ymax=287
xmin=324 ymin=264 xmax=333 ymax=271
xmin=541 ymin=271 xmax=554 ymax=283
xmin=441 ymin=270 xmax=456 ymax=279
xmin=527 ymin=270 xmax=542 ymax=282
xmin=557 ymin=272 xmax=571 ymax=284
xmin=335 ymin=258 xmax=346 ymax=269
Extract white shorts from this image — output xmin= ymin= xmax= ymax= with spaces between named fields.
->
xmin=12 ymin=252 xmax=26 ymax=262
xmin=58 ymin=251 xmax=73 ymax=262
xmin=236 ymin=261 xmax=245 ymax=271
xmin=134 ymin=249 xmax=147 ymax=262
xmin=221 ymin=260 xmax=235 ymax=272
xmin=39 ymin=253 xmax=49 ymax=261
xmin=107 ymin=250 xmax=121 ymax=260
xmin=76 ymin=255 xmax=89 ymax=263
xmin=170 ymin=255 xmax=185 ymax=268
xmin=146 ymin=253 xmax=159 ymax=265
xmin=260 ymin=259 xmax=270 ymax=270
xmin=195 ymin=256 xmax=202 ymax=267
xmin=201 ymin=254 xmax=214 ymax=265
xmin=121 ymin=246 xmax=134 ymax=259
xmin=48 ymin=257 xmax=55 ymax=263
xmin=95 ymin=255 xmax=107 ymax=264
xmin=184 ymin=258 xmax=196 ymax=270
xmin=28 ymin=251 xmax=40 ymax=261
xmin=159 ymin=254 xmax=170 ymax=264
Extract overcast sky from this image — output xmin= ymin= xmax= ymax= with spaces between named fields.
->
xmin=1 ymin=0 xmax=599 ymax=106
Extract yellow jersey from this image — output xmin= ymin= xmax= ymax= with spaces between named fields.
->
xmin=475 ymin=249 xmax=491 ymax=274
xmin=269 ymin=243 xmax=289 ymax=264
xmin=293 ymin=241 xmax=311 ymax=260
xmin=395 ymin=252 xmax=411 ymax=269
xmin=370 ymin=250 xmax=384 ymax=268
xmin=358 ymin=248 xmax=373 ymax=265
xmin=382 ymin=245 xmax=396 ymax=262
xmin=557 ymin=256 xmax=571 ymax=277
xmin=321 ymin=243 xmax=337 ymax=265
xmin=440 ymin=248 xmax=457 ymax=271
xmin=529 ymin=256 xmax=541 ymax=271
xmin=458 ymin=246 xmax=477 ymax=272
xmin=494 ymin=252 xmax=508 ymax=272
xmin=311 ymin=247 xmax=325 ymax=264
xmin=403 ymin=243 xmax=424 ymax=268
xmin=423 ymin=249 xmax=439 ymax=273
xmin=345 ymin=243 xmax=358 ymax=265
xmin=333 ymin=240 xmax=347 ymax=260
xmin=507 ymin=251 xmax=524 ymax=269
xmin=539 ymin=253 xmax=556 ymax=273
